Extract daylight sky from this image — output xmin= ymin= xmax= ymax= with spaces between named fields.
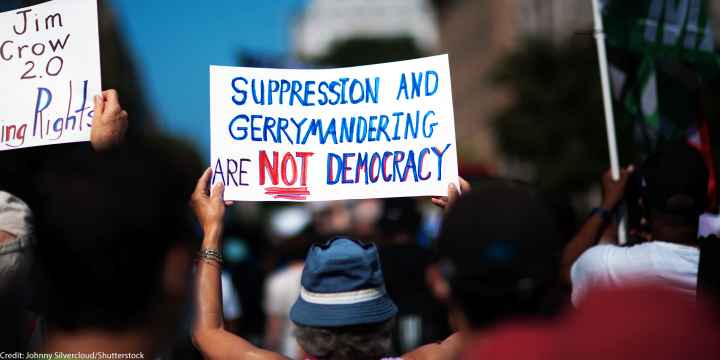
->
xmin=110 ymin=0 xmax=306 ymax=157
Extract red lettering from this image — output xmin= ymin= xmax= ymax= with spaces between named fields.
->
xmin=295 ymin=152 xmax=314 ymax=186
xmin=281 ymin=152 xmax=298 ymax=185
xmin=259 ymin=150 xmax=279 ymax=185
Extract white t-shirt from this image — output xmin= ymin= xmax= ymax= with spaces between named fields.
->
xmin=264 ymin=263 xmax=303 ymax=359
xmin=571 ymin=241 xmax=699 ymax=306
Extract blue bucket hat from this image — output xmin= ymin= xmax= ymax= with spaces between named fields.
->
xmin=289 ymin=238 xmax=398 ymax=327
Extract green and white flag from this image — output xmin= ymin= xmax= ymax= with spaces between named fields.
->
xmin=601 ymin=0 xmax=718 ymax=63
xmin=600 ymin=0 xmax=720 ymax=207
xmin=601 ymin=0 xmax=719 ymax=145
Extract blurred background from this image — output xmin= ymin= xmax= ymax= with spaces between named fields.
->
xmin=3 ymin=0 xmax=719 ymax=202
xmin=2 ymin=0 xmax=719 ymax=357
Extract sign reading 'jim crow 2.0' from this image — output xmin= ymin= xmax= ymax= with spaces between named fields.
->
xmin=0 ymin=0 xmax=101 ymax=150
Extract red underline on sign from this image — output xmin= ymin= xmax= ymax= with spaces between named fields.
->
xmin=264 ymin=187 xmax=311 ymax=200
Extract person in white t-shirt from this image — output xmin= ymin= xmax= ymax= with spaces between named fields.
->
xmin=222 ymin=271 xmax=243 ymax=331
xmin=264 ymin=261 xmax=304 ymax=358
xmin=562 ymin=143 xmax=709 ymax=305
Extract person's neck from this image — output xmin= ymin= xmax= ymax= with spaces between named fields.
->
xmin=651 ymin=225 xmax=698 ymax=246
xmin=42 ymin=327 xmax=156 ymax=356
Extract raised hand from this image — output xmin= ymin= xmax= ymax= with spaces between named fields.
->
xmin=190 ymin=168 xmax=226 ymax=233
xmin=91 ymin=89 xmax=128 ymax=151
xmin=601 ymin=165 xmax=634 ymax=210
xmin=431 ymin=177 xmax=471 ymax=211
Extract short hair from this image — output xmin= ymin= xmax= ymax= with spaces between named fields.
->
xmin=640 ymin=142 xmax=709 ymax=217
xmin=437 ymin=178 xmax=565 ymax=328
xmin=33 ymin=142 xmax=198 ymax=331
xmin=295 ymin=318 xmax=395 ymax=360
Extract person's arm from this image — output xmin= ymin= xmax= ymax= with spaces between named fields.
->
xmin=560 ymin=166 xmax=633 ymax=285
xmin=91 ymin=89 xmax=128 ymax=151
xmin=402 ymin=332 xmax=463 ymax=360
xmin=190 ymin=168 xmax=287 ymax=360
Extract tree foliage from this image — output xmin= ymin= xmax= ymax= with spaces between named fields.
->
xmin=311 ymin=37 xmax=423 ymax=67
xmin=492 ymin=35 xmax=636 ymax=194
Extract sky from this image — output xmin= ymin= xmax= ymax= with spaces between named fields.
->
xmin=110 ymin=0 xmax=306 ymax=157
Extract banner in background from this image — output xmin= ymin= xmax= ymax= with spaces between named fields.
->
xmin=602 ymin=0 xmax=720 ymax=209
xmin=0 ymin=0 xmax=101 ymax=150
xmin=210 ymin=55 xmax=459 ymax=202
xmin=601 ymin=0 xmax=718 ymax=63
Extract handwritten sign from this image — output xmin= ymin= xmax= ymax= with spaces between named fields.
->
xmin=0 ymin=0 xmax=101 ymax=150
xmin=210 ymin=55 xmax=459 ymax=201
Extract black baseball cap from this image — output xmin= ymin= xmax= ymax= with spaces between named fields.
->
xmin=640 ymin=142 xmax=709 ymax=216
xmin=436 ymin=178 xmax=564 ymax=327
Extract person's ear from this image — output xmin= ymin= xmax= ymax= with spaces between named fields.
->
xmin=162 ymin=244 xmax=193 ymax=300
xmin=426 ymin=263 xmax=450 ymax=303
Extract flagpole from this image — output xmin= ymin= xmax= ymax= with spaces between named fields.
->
xmin=591 ymin=0 xmax=627 ymax=244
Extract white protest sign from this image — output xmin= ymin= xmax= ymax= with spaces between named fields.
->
xmin=0 ymin=0 xmax=101 ymax=150
xmin=210 ymin=55 xmax=459 ymax=202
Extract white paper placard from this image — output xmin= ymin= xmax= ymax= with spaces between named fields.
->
xmin=0 ymin=0 xmax=101 ymax=150
xmin=210 ymin=55 xmax=458 ymax=202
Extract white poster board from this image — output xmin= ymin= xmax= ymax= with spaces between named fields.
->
xmin=0 ymin=0 xmax=101 ymax=150
xmin=210 ymin=55 xmax=459 ymax=202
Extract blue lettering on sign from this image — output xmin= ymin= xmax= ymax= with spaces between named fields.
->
xmin=232 ymin=76 xmax=381 ymax=106
xmin=322 ymin=145 xmax=451 ymax=186
xmin=396 ymin=70 xmax=440 ymax=100
xmin=226 ymin=110 xmax=441 ymax=145
xmin=231 ymin=77 xmax=248 ymax=105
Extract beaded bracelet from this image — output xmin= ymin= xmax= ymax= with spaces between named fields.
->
xmin=197 ymin=248 xmax=223 ymax=265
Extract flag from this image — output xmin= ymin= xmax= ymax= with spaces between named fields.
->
xmin=601 ymin=0 xmax=720 ymax=210
xmin=602 ymin=0 xmax=718 ymax=64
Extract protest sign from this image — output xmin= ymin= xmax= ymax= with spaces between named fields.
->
xmin=210 ymin=55 xmax=459 ymax=201
xmin=0 ymin=0 xmax=101 ymax=150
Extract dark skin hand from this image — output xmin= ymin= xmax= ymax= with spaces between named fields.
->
xmin=560 ymin=166 xmax=634 ymax=285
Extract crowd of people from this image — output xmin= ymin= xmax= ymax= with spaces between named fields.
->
xmin=1 ymin=89 xmax=719 ymax=359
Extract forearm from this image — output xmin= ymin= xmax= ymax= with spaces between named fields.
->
xmin=562 ymin=165 xmax=634 ymax=283
xmin=194 ymin=226 xmax=224 ymax=332
xmin=193 ymin=226 xmax=283 ymax=360
xmin=561 ymin=213 xmax=607 ymax=284
xmin=189 ymin=172 xmax=285 ymax=359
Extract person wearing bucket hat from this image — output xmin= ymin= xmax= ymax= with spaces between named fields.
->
xmin=288 ymin=237 xmax=398 ymax=359
xmin=191 ymin=170 xmax=462 ymax=360
xmin=289 ymin=238 xmax=398 ymax=327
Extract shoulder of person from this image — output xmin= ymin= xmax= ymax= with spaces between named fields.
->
xmin=402 ymin=333 xmax=462 ymax=360
xmin=573 ymin=244 xmax=615 ymax=269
